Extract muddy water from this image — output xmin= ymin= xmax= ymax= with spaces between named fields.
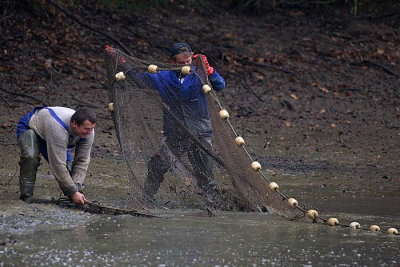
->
xmin=1 ymin=147 xmax=399 ymax=266
xmin=1 ymin=209 xmax=399 ymax=266
xmin=1 ymin=112 xmax=399 ymax=266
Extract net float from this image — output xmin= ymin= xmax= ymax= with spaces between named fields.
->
xmin=115 ymin=71 xmax=126 ymax=81
xmin=287 ymin=198 xmax=298 ymax=207
xmin=108 ymin=103 xmax=114 ymax=112
xmin=268 ymin=182 xmax=279 ymax=191
xmin=251 ymin=161 xmax=261 ymax=171
xmin=202 ymin=84 xmax=212 ymax=94
xmin=349 ymin=222 xmax=360 ymax=229
xmin=327 ymin=217 xmax=339 ymax=226
xmin=181 ymin=65 xmax=191 ymax=75
xmin=148 ymin=64 xmax=158 ymax=74
xmin=369 ymin=225 xmax=380 ymax=232
xmin=234 ymin=136 xmax=245 ymax=146
xmin=219 ymin=109 xmax=230 ymax=119
xmin=307 ymin=209 xmax=318 ymax=220
xmin=387 ymin=228 xmax=398 ymax=235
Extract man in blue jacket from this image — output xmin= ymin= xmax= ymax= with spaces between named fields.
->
xmin=142 ymin=42 xmax=226 ymax=202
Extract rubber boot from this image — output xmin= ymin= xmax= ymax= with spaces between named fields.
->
xmin=18 ymin=129 xmax=41 ymax=203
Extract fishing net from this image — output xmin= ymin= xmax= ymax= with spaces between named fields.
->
xmin=104 ymin=45 xmax=307 ymax=220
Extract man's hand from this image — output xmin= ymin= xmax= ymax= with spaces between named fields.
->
xmin=104 ymin=44 xmax=114 ymax=54
xmin=194 ymin=54 xmax=214 ymax=75
xmin=70 ymin=191 xmax=86 ymax=205
xmin=104 ymin=44 xmax=127 ymax=65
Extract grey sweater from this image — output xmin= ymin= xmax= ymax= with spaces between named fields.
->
xmin=29 ymin=106 xmax=94 ymax=196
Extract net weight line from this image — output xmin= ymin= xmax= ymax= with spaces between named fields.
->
xmin=195 ymin=56 xmax=400 ymax=234
xmin=195 ymin=55 xmax=311 ymax=215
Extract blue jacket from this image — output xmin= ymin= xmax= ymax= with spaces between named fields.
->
xmin=140 ymin=69 xmax=225 ymax=138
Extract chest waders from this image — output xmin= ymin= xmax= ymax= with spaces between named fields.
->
xmin=141 ymin=72 xmax=221 ymax=203
xmin=17 ymin=107 xmax=74 ymax=203
xmin=144 ymin=136 xmax=217 ymax=203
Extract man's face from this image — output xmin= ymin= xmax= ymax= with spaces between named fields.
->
xmin=71 ymin=120 xmax=96 ymax=138
xmin=172 ymin=52 xmax=193 ymax=65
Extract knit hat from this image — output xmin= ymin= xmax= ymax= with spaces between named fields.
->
xmin=169 ymin=42 xmax=193 ymax=57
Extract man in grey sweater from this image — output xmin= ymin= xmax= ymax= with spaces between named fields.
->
xmin=16 ymin=106 xmax=96 ymax=205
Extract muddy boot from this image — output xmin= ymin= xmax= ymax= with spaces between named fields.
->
xmin=18 ymin=130 xmax=41 ymax=203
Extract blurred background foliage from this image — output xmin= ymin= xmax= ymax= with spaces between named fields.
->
xmin=2 ymin=0 xmax=400 ymax=17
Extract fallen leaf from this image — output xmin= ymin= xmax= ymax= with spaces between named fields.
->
xmin=320 ymin=87 xmax=329 ymax=93
xmin=283 ymin=121 xmax=292 ymax=127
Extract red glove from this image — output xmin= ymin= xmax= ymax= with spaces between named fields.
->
xmin=104 ymin=44 xmax=114 ymax=54
xmin=104 ymin=44 xmax=127 ymax=65
xmin=194 ymin=54 xmax=214 ymax=75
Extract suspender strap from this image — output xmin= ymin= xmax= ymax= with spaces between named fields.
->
xmin=45 ymin=107 xmax=68 ymax=131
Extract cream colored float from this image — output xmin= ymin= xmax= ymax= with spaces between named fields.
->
xmin=268 ymin=182 xmax=279 ymax=191
xmin=387 ymin=228 xmax=398 ymax=235
xmin=369 ymin=225 xmax=380 ymax=232
xmin=219 ymin=109 xmax=230 ymax=119
xmin=234 ymin=136 xmax=245 ymax=146
xmin=148 ymin=64 xmax=158 ymax=74
xmin=307 ymin=209 xmax=318 ymax=220
xmin=115 ymin=71 xmax=126 ymax=81
xmin=349 ymin=222 xmax=360 ymax=229
xmin=327 ymin=217 xmax=339 ymax=226
xmin=251 ymin=161 xmax=261 ymax=171
xmin=107 ymin=103 xmax=114 ymax=112
xmin=181 ymin=65 xmax=191 ymax=75
xmin=287 ymin=198 xmax=298 ymax=207
xmin=202 ymin=84 xmax=212 ymax=94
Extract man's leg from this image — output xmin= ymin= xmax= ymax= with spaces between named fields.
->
xmin=18 ymin=129 xmax=41 ymax=203
xmin=188 ymin=138 xmax=217 ymax=199
xmin=144 ymin=145 xmax=171 ymax=199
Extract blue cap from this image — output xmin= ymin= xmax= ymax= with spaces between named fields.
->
xmin=170 ymin=42 xmax=193 ymax=57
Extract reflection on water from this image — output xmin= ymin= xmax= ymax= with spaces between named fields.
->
xmin=1 ymin=211 xmax=399 ymax=266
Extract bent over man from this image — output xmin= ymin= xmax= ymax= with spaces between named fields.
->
xmin=16 ymin=106 xmax=96 ymax=205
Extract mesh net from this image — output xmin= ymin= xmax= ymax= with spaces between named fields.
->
xmin=104 ymin=45 xmax=306 ymax=219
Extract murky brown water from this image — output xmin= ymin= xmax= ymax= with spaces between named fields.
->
xmin=1 ymin=142 xmax=399 ymax=266
xmin=1 ymin=209 xmax=399 ymax=266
